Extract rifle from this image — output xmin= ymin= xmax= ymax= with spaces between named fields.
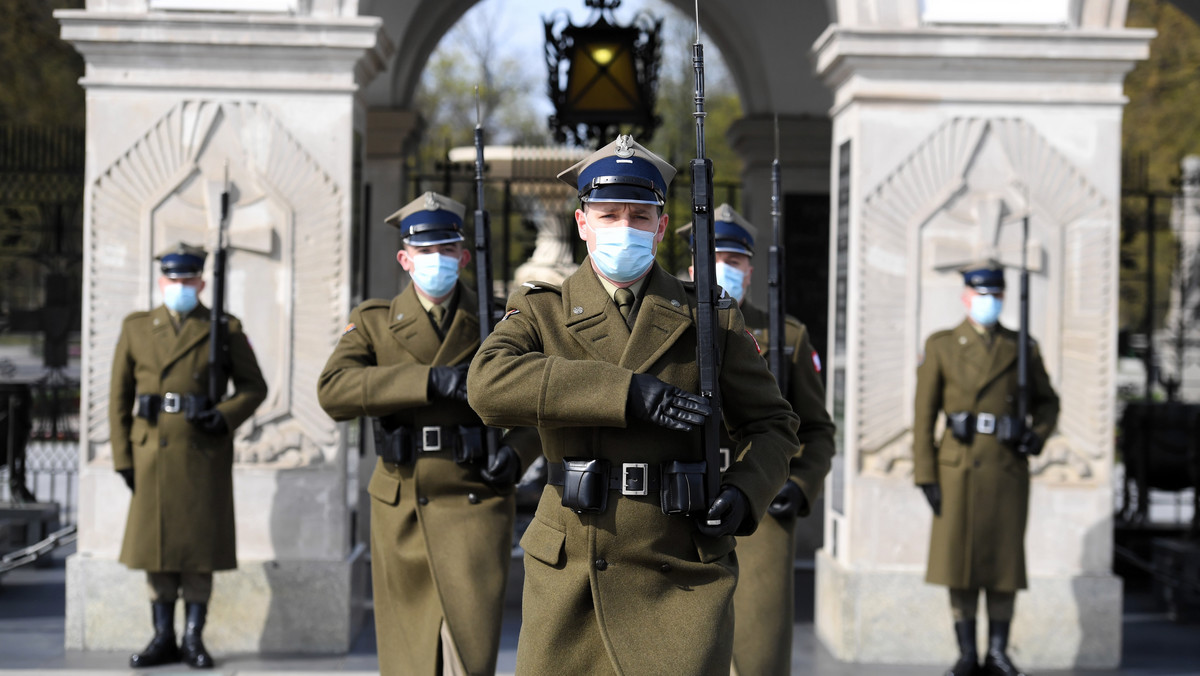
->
xmin=208 ymin=163 xmax=230 ymax=405
xmin=1016 ymin=213 xmax=1031 ymax=453
xmin=767 ymin=114 xmax=788 ymax=396
xmin=690 ymin=1 xmax=722 ymax=522
xmin=473 ymin=87 xmax=501 ymax=466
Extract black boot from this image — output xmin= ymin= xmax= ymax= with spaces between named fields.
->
xmin=982 ymin=620 xmax=1027 ymax=676
xmin=946 ymin=619 xmax=979 ymax=676
xmin=181 ymin=602 xmax=214 ymax=669
xmin=129 ymin=601 xmax=181 ymax=668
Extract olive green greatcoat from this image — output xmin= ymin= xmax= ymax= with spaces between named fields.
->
xmin=316 ymin=281 xmax=541 ymax=676
xmin=468 ymin=262 xmax=800 ymax=676
xmin=912 ymin=320 xmax=1059 ymax=592
xmin=732 ymin=304 xmax=835 ymax=676
xmin=110 ymin=304 xmax=267 ymax=573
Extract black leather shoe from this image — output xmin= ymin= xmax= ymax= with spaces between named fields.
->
xmin=946 ymin=619 xmax=979 ymax=676
xmin=181 ymin=602 xmax=214 ymax=669
xmin=982 ymin=620 xmax=1027 ymax=676
xmin=129 ymin=601 xmax=180 ymax=668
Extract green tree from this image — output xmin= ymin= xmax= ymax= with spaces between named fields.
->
xmin=1119 ymin=0 xmax=1200 ymax=334
xmin=1123 ymin=0 xmax=1200 ymax=193
xmin=0 ymin=0 xmax=84 ymax=126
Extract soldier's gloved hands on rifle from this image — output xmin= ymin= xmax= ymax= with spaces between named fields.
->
xmin=696 ymin=485 xmax=749 ymax=538
xmin=1017 ymin=429 xmax=1044 ymax=456
xmin=117 ymin=468 xmax=135 ymax=493
xmin=919 ymin=483 xmax=942 ymax=516
xmin=428 ymin=363 xmax=471 ymax=403
xmin=481 ymin=445 xmax=521 ymax=489
xmin=626 ymin=373 xmax=712 ymax=432
xmin=767 ymin=481 xmax=807 ymax=518
xmin=189 ymin=408 xmax=228 ymax=435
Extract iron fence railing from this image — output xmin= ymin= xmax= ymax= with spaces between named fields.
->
xmin=1 ymin=440 xmax=77 ymax=526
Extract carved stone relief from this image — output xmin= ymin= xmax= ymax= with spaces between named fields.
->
xmin=86 ymin=101 xmax=342 ymax=467
xmin=856 ymin=117 xmax=1111 ymax=484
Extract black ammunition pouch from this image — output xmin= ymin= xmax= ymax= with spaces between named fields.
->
xmin=659 ymin=461 xmax=708 ymax=516
xmin=372 ymin=420 xmax=414 ymax=466
xmin=136 ymin=393 xmax=209 ymax=424
xmin=996 ymin=415 xmax=1024 ymax=446
xmin=558 ymin=458 xmax=610 ymax=514
xmin=454 ymin=426 xmax=487 ymax=465
xmin=948 ymin=411 xmax=975 ymax=444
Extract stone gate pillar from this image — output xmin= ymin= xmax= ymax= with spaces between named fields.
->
xmin=810 ymin=1 xmax=1151 ymax=669
xmin=56 ymin=1 xmax=392 ymax=653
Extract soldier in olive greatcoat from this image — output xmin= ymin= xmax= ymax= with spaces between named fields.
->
xmin=110 ymin=242 xmax=268 ymax=669
xmin=682 ymin=205 xmax=836 ymax=676
xmin=317 ymin=192 xmax=541 ymax=676
xmin=467 ymin=136 xmax=800 ymax=676
xmin=913 ymin=262 xmax=1059 ymax=676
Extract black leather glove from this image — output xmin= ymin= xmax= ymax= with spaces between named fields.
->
xmin=695 ymin=485 xmax=749 ymax=538
xmin=626 ymin=373 xmax=711 ymax=432
xmin=1017 ymin=429 xmax=1045 ymax=456
xmin=428 ymin=363 xmax=470 ymax=402
xmin=190 ymin=408 xmax=228 ymax=435
xmin=117 ymin=468 xmax=135 ymax=493
xmin=768 ymin=481 xmax=808 ymax=518
xmin=919 ymin=483 xmax=942 ymax=517
xmin=481 ymin=445 xmax=521 ymax=489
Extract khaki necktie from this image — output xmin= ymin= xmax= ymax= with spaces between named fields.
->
xmin=430 ymin=305 xmax=446 ymax=328
xmin=615 ymin=288 xmax=635 ymax=325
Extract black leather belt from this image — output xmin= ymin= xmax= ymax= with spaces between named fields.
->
xmin=372 ymin=422 xmax=487 ymax=466
xmin=547 ymin=461 xmax=662 ymax=497
xmin=136 ymin=393 xmax=207 ymax=422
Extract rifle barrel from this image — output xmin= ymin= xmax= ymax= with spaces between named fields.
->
xmin=768 ymin=118 xmax=786 ymax=393
xmin=691 ymin=4 xmax=722 ymax=513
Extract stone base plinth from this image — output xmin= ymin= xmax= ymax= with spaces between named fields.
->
xmin=815 ymin=549 xmax=1122 ymax=669
xmin=65 ymin=546 xmax=369 ymax=653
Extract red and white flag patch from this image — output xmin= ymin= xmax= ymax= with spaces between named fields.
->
xmin=811 ymin=350 xmax=822 ymax=373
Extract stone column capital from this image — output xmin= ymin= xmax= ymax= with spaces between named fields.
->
xmin=55 ymin=9 xmax=395 ymax=92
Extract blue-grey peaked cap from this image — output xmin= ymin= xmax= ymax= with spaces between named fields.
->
xmin=557 ymin=134 xmax=677 ymax=207
xmin=385 ymin=191 xmax=467 ymax=246
xmin=960 ymin=259 xmax=1006 ymax=294
xmin=156 ymin=241 xmax=207 ymax=278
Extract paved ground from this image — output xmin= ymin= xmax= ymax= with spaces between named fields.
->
xmin=2 ymin=544 xmax=1198 ymax=675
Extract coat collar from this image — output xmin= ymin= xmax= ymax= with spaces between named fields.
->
xmin=158 ymin=303 xmax=211 ymax=373
xmin=951 ymin=319 xmax=1016 ymax=398
xmin=387 ymin=282 xmax=480 ymax=366
xmin=561 ymin=261 xmax=694 ymax=371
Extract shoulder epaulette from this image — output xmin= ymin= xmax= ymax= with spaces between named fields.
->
xmin=927 ymin=329 xmax=955 ymax=343
xmin=357 ymin=298 xmax=391 ymax=311
xmin=123 ymin=310 xmax=152 ymax=324
xmin=518 ymin=281 xmax=561 ymax=295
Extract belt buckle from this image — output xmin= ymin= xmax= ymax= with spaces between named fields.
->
xmin=421 ymin=426 xmax=442 ymax=452
xmin=719 ymin=447 xmax=732 ymax=472
xmin=976 ymin=413 xmax=996 ymax=434
xmin=621 ymin=463 xmax=649 ymax=496
xmin=162 ymin=392 xmax=181 ymax=414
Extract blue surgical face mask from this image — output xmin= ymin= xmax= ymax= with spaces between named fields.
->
xmin=410 ymin=253 xmax=460 ymax=298
xmin=969 ymin=294 xmax=1003 ymax=327
xmin=716 ymin=262 xmax=746 ymax=304
xmin=588 ymin=225 xmax=657 ymax=283
xmin=163 ymin=283 xmax=199 ymax=314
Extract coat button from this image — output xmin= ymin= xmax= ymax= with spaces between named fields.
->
xmin=974 ymin=460 xmax=982 ymax=468
xmin=660 ymin=563 xmax=672 ymax=573
xmin=594 ymin=558 xmax=608 ymax=571
xmin=468 ymin=493 xmax=480 ymax=504
xmin=418 ymin=496 xmax=429 ymax=506
xmin=160 ymin=438 xmax=168 ymax=447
